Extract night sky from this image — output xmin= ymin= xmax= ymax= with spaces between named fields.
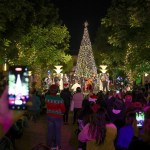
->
xmin=52 ymin=0 xmax=112 ymax=55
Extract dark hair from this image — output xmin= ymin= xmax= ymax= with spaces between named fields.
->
xmin=88 ymin=108 xmax=109 ymax=145
xmin=49 ymin=84 xmax=59 ymax=94
xmin=76 ymin=87 xmax=81 ymax=92
xmin=31 ymin=88 xmax=36 ymax=94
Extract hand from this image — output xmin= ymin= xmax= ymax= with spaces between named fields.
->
xmin=132 ymin=119 xmax=139 ymax=137
xmin=0 ymin=86 xmax=25 ymax=139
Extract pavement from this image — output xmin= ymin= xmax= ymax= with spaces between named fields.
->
xmin=15 ymin=112 xmax=77 ymax=150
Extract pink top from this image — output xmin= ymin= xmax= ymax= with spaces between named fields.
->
xmin=72 ymin=93 xmax=84 ymax=108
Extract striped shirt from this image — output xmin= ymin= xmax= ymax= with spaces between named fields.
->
xmin=45 ymin=95 xmax=66 ymax=118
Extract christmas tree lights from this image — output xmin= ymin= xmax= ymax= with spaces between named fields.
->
xmin=75 ymin=21 xmax=97 ymax=78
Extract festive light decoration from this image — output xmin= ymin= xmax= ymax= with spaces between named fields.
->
xmin=28 ymin=71 xmax=32 ymax=76
xmin=54 ymin=65 xmax=63 ymax=74
xmin=145 ymin=73 xmax=148 ymax=77
xmin=75 ymin=21 xmax=97 ymax=78
xmin=124 ymin=43 xmax=134 ymax=86
xmin=3 ymin=63 xmax=7 ymax=71
xmin=99 ymin=65 xmax=107 ymax=73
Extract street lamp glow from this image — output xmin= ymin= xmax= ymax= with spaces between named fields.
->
xmin=28 ymin=71 xmax=32 ymax=76
xmin=100 ymin=65 xmax=107 ymax=73
xmin=145 ymin=73 xmax=148 ymax=77
xmin=3 ymin=63 xmax=7 ymax=71
xmin=54 ymin=65 xmax=63 ymax=74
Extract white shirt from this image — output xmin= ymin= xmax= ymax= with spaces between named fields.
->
xmin=71 ymin=83 xmax=81 ymax=92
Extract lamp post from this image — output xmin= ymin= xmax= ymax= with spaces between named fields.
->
xmin=3 ymin=57 xmax=8 ymax=72
xmin=99 ymin=65 xmax=107 ymax=73
xmin=28 ymin=70 xmax=33 ymax=88
xmin=3 ymin=59 xmax=8 ymax=77
xmin=54 ymin=65 xmax=63 ymax=91
xmin=54 ymin=65 xmax=63 ymax=74
xmin=3 ymin=63 xmax=7 ymax=72
xmin=99 ymin=65 xmax=109 ymax=91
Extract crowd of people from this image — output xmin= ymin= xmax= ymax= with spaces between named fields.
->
xmin=0 ymin=74 xmax=150 ymax=150
xmin=42 ymin=79 xmax=150 ymax=150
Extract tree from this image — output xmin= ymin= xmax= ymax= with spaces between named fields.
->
xmin=94 ymin=0 xmax=150 ymax=84
xmin=0 ymin=0 xmax=73 ymax=86
xmin=75 ymin=21 xmax=97 ymax=78
xmin=15 ymin=25 xmax=71 ymax=77
xmin=0 ymin=0 xmax=60 ymax=64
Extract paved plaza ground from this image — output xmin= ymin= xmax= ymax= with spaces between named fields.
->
xmin=15 ymin=112 xmax=78 ymax=150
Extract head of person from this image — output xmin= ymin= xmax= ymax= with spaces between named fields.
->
xmin=88 ymin=107 xmax=110 ymax=145
xmin=76 ymin=87 xmax=81 ymax=93
xmin=49 ymin=84 xmax=59 ymax=95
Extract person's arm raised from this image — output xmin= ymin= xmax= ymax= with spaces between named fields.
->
xmin=0 ymin=86 xmax=31 ymax=139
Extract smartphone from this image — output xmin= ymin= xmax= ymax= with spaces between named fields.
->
xmin=8 ymin=66 xmax=29 ymax=110
xmin=136 ymin=111 xmax=145 ymax=128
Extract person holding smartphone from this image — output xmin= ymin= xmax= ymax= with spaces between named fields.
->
xmin=0 ymin=70 xmax=31 ymax=139
xmin=0 ymin=85 xmax=25 ymax=139
xmin=128 ymin=118 xmax=150 ymax=150
xmin=116 ymin=112 xmax=137 ymax=150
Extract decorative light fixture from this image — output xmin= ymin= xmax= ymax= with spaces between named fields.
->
xmin=145 ymin=73 xmax=148 ymax=77
xmin=3 ymin=63 xmax=7 ymax=71
xmin=99 ymin=65 xmax=107 ymax=73
xmin=54 ymin=65 xmax=63 ymax=74
xmin=28 ymin=71 xmax=32 ymax=76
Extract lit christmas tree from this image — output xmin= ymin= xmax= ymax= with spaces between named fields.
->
xmin=75 ymin=21 xmax=97 ymax=78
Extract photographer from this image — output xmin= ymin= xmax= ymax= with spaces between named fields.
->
xmin=0 ymin=85 xmax=31 ymax=139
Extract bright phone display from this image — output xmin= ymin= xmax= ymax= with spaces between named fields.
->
xmin=136 ymin=111 xmax=145 ymax=128
xmin=8 ymin=66 xmax=29 ymax=110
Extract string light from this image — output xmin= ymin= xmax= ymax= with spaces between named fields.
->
xmin=75 ymin=21 xmax=97 ymax=78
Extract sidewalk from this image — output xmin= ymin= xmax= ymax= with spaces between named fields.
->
xmin=15 ymin=112 xmax=76 ymax=150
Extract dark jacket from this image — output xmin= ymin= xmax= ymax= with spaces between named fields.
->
xmin=60 ymin=88 xmax=72 ymax=109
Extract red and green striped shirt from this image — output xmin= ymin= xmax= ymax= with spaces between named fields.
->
xmin=45 ymin=95 xmax=66 ymax=118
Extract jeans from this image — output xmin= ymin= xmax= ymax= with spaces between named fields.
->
xmin=47 ymin=116 xmax=62 ymax=148
xmin=73 ymin=108 xmax=81 ymax=124
xmin=63 ymin=106 xmax=70 ymax=123
xmin=102 ymin=81 xmax=108 ymax=92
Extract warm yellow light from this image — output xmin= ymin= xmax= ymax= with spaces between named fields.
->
xmin=54 ymin=65 xmax=63 ymax=74
xmin=100 ymin=65 xmax=107 ymax=73
xmin=101 ymin=69 xmax=107 ymax=73
xmin=28 ymin=71 xmax=32 ymax=76
xmin=100 ymin=65 xmax=107 ymax=70
xmin=3 ymin=63 xmax=7 ymax=71
xmin=145 ymin=73 xmax=148 ymax=77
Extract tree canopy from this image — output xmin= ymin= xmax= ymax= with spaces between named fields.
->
xmin=0 ymin=0 xmax=72 ymax=75
xmin=94 ymin=0 xmax=150 ymax=81
xmin=16 ymin=25 xmax=71 ymax=74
